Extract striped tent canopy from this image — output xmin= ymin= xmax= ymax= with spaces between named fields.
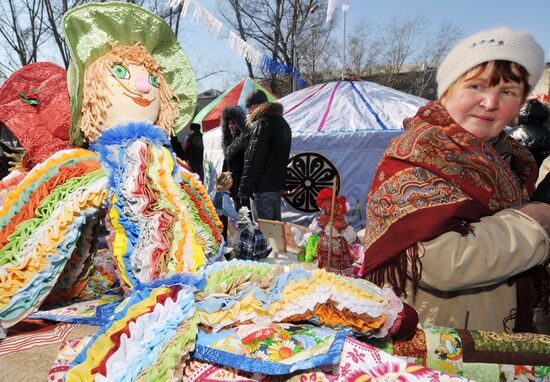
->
xmin=279 ymin=79 xmax=427 ymax=228
xmin=281 ymin=79 xmax=424 ymax=134
xmin=193 ymin=78 xmax=277 ymax=132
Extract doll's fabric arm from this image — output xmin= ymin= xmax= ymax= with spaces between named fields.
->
xmin=342 ymin=225 xmax=357 ymax=243
xmin=309 ymin=218 xmax=322 ymax=234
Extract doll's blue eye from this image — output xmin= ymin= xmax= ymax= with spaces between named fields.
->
xmin=112 ymin=64 xmax=130 ymax=79
xmin=149 ymin=74 xmax=159 ymax=88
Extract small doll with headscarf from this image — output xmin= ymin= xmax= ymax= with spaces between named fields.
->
xmin=309 ymin=188 xmax=357 ymax=276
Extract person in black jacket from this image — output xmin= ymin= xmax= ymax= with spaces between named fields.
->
xmin=183 ymin=123 xmax=204 ymax=181
xmin=507 ymin=99 xmax=550 ymax=167
xmin=221 ymin=105 xmax=247 ymax=207
xmin=238 ymin=89 xmax=292 ymax=221
xmin=170 ymin=134 xmax=186 ymax=161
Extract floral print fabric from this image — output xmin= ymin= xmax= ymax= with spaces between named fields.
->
xmin=372 ymin=325 xmax=550 ymax=382
xmin=195 ymin=323 xmax=347 ymax=374
xmin=471 ymin=330 xmax=550 ymax=354
xmin=337 ymin=336 xmax=471 ymax=381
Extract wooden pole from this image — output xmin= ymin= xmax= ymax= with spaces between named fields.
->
xmin=327 ymin=177 xmax=338 ymax=272
xmin=341 ymin=8 xmax=346 ymax=80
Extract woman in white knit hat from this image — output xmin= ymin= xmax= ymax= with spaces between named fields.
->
xmin=362 ymin=27 xmax=549 ymax=333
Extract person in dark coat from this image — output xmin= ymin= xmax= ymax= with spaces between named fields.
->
xmin=507 ymin=99 xmax=550 ymax=167
xmin=183 ymin=123 xmax=204 ymax=181
xmin=170 ymin=134 xmax=186 ymax=161
xmin=238 ymin=89 xmax=292 ymax=221
xmin=221 ymin=105 xmax=247 ymax=207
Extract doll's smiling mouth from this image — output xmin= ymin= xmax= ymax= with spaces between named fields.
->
xmin=123 ymin=92 xmax=155 ymax=107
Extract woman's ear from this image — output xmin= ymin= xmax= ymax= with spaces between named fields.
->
xmin=439 ymin=93 xmax=448 ymax=106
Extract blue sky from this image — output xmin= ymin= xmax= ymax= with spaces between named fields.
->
xmin=178 ymin=0 xmax=549 ymax=92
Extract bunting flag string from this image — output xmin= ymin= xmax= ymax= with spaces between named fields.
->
xmin=168 ymin=0 xmax=307 ymax=88
xmin=169 ymin=0 xmax=192 ymax=16
xmin=228 ymin=31 xmax=263 ymax=67
xmin=190 ymin=0 xmax=223 ymax=39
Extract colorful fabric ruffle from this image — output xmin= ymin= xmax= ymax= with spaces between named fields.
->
xmin=0 ymin=148 xmax=108 ymax=331
xmin=196 ymin=260 xmax=403 ymax=338
xmin=64 ymin=261 xmax=411 ymax=380
xmin=91 ymin=122 xmax=223 ymax=290
xmin=45 ymin=210 xmax=99 ymax=306
xmin=66 ymin=274 xmax=204 ymax=382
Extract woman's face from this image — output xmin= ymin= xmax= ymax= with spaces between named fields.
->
xmin=441 ymin=65 xmax=524 ymax=139
xmin=103 ymin=63 xmax=161 ymax=128
xmin=228 ymin=119 xmax=237 ymax=133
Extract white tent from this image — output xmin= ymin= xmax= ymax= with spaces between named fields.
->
xmin=203 ymin=80 xmax=427 ymax=228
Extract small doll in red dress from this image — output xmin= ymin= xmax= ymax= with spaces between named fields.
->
xmin=309 ymin=188 xmax=357 ymax=276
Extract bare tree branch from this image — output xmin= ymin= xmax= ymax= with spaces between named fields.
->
xmin=218 ymin=0 xmax=335 ymax=94
xmin=196 ymin=69 xmax=232 ymax=81
xmin=0 ymin=0 xmax=46 ymax=67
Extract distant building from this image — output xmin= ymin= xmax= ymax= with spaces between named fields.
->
xmin=173 ymin=89 xmax=223 ymax=141
xmin=302 ymin=63 xmax=438 ymax=100
xmin=360 ymin=63 xmax=438 ymax=100
xmin=196 ymin=89 xmax=223 ymax=113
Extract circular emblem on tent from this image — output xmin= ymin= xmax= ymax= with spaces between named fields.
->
xmin=284 ymin=152 xmax=340 ymax=213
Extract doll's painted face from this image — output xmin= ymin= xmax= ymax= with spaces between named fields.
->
xmin=80 ymin=42 xmax=178 ymax=143
xmin=103 ymin=63 xmax=161 ymax=127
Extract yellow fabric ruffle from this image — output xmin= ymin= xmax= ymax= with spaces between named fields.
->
xmin=65 ymin=286 xmax=172 ymax=380
xmin=0 ymin=187 xmax=107 ymax=309
xmin=151 ymin=146 xmax=204 ymax=273
xmin=108 ymin=195 xmax=132 ymax=288
xmin=0 ymin=149 xmax=98 ymax=216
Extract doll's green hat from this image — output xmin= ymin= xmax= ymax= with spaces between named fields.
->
xmin=62 ymin=2 xmax=197 ymax=145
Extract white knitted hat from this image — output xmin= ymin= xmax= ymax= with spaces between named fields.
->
xmin=437 ymin=27 xmax=545 ymax=98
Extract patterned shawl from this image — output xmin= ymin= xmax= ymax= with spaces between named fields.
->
xmin=363 ymin=102 xmax=540 ymax=330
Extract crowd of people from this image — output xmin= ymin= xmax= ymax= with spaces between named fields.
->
xmin=185 ymin=87 xmax=293 ymax=237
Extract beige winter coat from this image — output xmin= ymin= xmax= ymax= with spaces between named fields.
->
xmin=405 ymin=208 xmax=549 ymax=332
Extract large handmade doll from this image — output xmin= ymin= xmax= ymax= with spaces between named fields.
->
xmin=63 ymin=3 xmax=225 ymax=285
xmin=0 ymin=3 xmax=223 ymax=335
xmin=310 ymin=188 xmax=357 ymax=275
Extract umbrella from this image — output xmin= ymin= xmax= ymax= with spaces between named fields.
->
xmin=193 ymin=77 xmax=276 ymax=132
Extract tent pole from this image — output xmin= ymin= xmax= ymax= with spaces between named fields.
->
xmin=341 ymin=9 xmax=346 ymax=80
xmin=327 ymin=177 xmax=338 ymax=272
